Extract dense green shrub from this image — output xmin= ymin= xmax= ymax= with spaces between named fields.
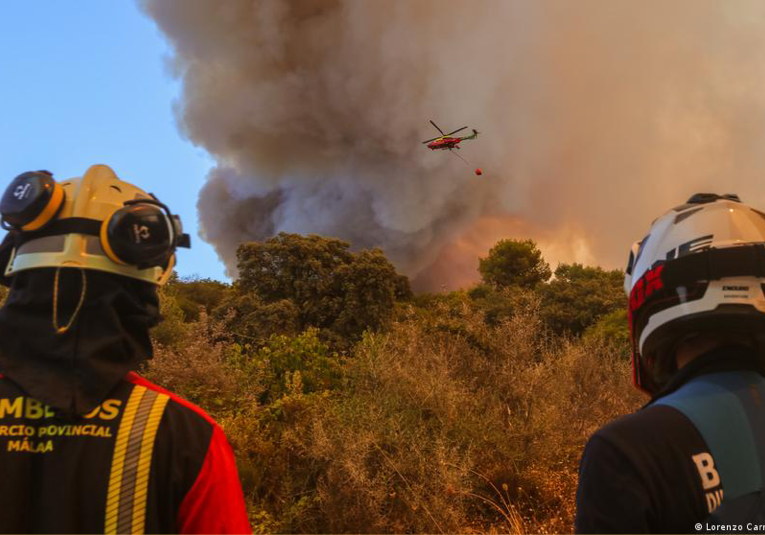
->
xmin=538 ymin=263 xmax=625 ymax=335
xmin=250 ymin=328 xmax=344 ymax=404
xmin=231 ymin=233 xmax=410 ymax=344
xmin=479 ymin=239 xmax=552 ymax=289
xmin=151 ymin=286 xmax=191 ymax=349
xmin=166 ymin=274 xmax=231 ymax=322
xmin=467 ymin=284 xmax=540 ymax=327
xmin=215 ymin=291 xmax=300 ymax=344
xmin=583 ymin=308 xmax=630 ymax=355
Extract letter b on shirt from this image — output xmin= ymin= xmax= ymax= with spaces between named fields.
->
xmin=693 ymin=452 xmax=721 ymax=489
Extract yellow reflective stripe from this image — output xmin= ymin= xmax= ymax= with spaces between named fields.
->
xmin=105 ymin=385 xmax=146 ymax=534
xmin=131 ymin=394 xmax=169 ymax=534
xmin=104 ymin=385 xmax=170 ymax=535
xmin=117 ymin=390 xmax=158 ymax=534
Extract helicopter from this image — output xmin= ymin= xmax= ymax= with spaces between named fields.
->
xmin=422 ymin=120 xmax=479 ymax=150
xmin=422 ymin=120 xmax=483 ymax=175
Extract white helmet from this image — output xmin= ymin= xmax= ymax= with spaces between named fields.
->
xmin=625 ymin=193 xmax=765 ymax=393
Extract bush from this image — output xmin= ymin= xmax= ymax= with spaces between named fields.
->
xmin=145 ymin=250 xmax=643 ymax=533
xmin=252 ymin=328 xmax=344 ymax=404
xmin=214 ymin=291 xmax=300 ymax=344
xmin=233 ymin=233 xmax=411 ymax=345
xmin=143 ymin=312 xmax=260 ymax=417
xmin=538 ymin=263 xmax=625 ymax=335
xmin=468 ymin=284 xmax=539 ymax=327
xmin=243 ymin=298 xmax=644 ymax=533
xmin=583 ymin=308 xmax=631 ymax=356
xmin=479 ymin=239 xmax=552 ymax=289
xmin=151 ymin=286 xmax=192 ymax=350
xmin=223 ymin=330 xmax=343 ymax=534
xmin=167 ymin=275 xmax=231 ymax=322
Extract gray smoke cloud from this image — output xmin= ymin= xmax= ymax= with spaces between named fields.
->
xmin=141 ymin=0 xmax=765 ymax=289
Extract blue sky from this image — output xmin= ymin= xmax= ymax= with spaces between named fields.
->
xmin=0 ymin=0 xmax=227 ymax=281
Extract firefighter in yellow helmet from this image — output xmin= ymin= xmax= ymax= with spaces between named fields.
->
xmin=0 ymin=165 xmax=251 ymax=533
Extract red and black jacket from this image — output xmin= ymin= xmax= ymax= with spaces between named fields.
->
xmin=0 ymin=371 xmax=252 ymax=534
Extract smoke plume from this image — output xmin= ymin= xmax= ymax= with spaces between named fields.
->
xmin=142 ymin=0 xmax=765 ymax=290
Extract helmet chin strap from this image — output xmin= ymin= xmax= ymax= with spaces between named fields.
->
xmin=52 ymin=267 xmax=87 ymax=335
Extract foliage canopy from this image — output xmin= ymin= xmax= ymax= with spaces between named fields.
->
xmin=166 ymin=275 xmax=231 ymax=322
xmin=229 ymin=233 xmax=411 ymax=344
xmin=584 ymin=308 xmax=630 ymax=353
xmin=538 ymin=263 xmax=625 ymax=335
xmin=478 ymin=239 xmax=551 ymax=289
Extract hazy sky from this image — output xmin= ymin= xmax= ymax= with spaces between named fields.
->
xmin=141 ymin=1 xmax=765 ymax=291
xmin=0 ymin=0 xmax=226 ymax=281
xmin=7 ymin=2 xmax=765 ymax=291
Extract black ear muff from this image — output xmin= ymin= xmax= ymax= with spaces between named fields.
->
xmin=101 ymin=202 xmax=175 ymax=269
xmin=1 ymin=171 xmax=65 ymax=231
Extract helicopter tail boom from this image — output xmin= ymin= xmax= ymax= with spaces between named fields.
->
xmin=459 ymin=129 xmax=479 ymax=141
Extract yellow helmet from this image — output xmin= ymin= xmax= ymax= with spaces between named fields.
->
xmin=1 ymin=164 xmax=190 ymax=285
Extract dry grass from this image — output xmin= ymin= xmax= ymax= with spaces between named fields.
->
xmin=147 ymin=297 xmax=644 ymax=533
xmin=144 ymin=311 xmax=262 ymax=417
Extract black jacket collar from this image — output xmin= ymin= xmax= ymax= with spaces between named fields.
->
xmin=648 ymin=344 xmax=762 ymax=406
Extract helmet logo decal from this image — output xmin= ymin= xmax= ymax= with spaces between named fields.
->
xmin=132 ymin=224 xmax=151 ymax=243
xmin=629 ymin=264 xmax=665 ymax=313
xmin=12 ymin=184 xmax=31 ymax=201
xmin=665 ymin=234 xmax=714 ymax=261
xmin=722 ymin=285 xmax=749 ymax=292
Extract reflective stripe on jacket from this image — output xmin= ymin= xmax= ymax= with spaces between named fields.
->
xmin=0 ymin=372 xmax=251 ymax=534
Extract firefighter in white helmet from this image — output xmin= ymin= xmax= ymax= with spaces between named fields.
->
xmin=0 ymin=165 xmax=251 ymax=533
xmin=576 ymin=193 xmax=765 ymax=533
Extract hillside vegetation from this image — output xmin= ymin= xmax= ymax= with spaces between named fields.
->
xmin=146 ymin=234 xmax=644 ymax=533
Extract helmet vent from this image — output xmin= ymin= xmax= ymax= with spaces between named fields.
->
xmin=687 ymin=193 xmax=742 ymax=204
xmin=674 ymin=207 xmax=703 ymax=224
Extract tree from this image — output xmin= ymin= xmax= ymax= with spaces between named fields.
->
xmin=214 ymin=291 xmax=300 ymax=343
xmin=537 ymin=263 xmax=625 ymax=335
xmin=166 ymin=275 xmax=231 ymax=322
xmin=478 ymin=239 xmax=551 ymax=289
xmin=467 ymin=283 xmax=537 ymax=327
xmin=231 ymin=233 xmax=411 ymax=343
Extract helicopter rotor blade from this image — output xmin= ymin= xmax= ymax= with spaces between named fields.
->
xmin=422 ymin=136 xmax=442 ymax=144
xmin=430 ymin=120 xmax=445 ymax=136
xmin=446 ymin=126 xmax=468 ymax=136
